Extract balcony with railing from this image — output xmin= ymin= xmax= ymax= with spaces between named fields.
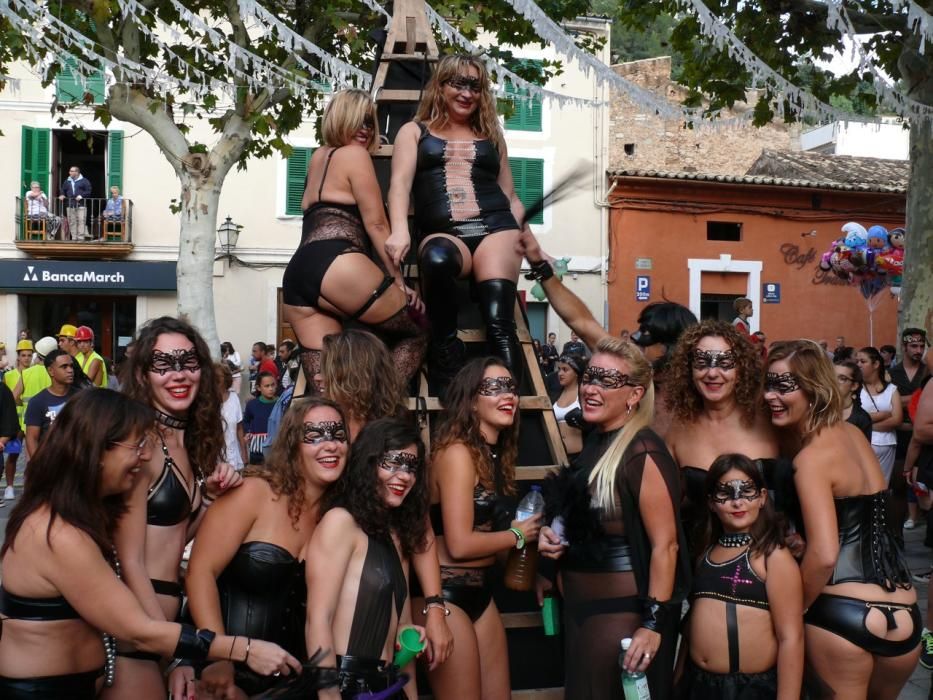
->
xmin=14 ymin=196 xmax=134 ymax=259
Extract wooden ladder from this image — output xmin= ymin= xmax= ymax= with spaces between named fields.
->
xmin=370 ymin=3 xmax=568 ymax=696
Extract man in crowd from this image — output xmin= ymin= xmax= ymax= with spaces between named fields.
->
xmin=58 ymin=165 xmax=92 ymax=241
xmin=57 ymin=324 xmax=78 ymax=356
xmin=24 ymin=349 xmax=77 ymax=457
xmin=249 ymin=341 xmax=279 ymax=394
xmin=75 ymin=325 xmax=107 ymax=387
xmin=561 ymin=331 xmax=588 ymax=358
xmin=891 ymin=329 xmax=930 ymax=531
xmin=12 ymin=336 xmax=57 ymax=436
xmin=541 ymin=332 xmax=559 ymax=375
xmin=277 ymin=339 xmax=296 ymax=390
xmin=881 ymin=344 xmax=898 ymax=372
xmin=2 ymin=339 xmax=33 ymax=502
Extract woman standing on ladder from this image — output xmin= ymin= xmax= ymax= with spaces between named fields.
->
xmin=282 ymin=89 xmax=426 ymax=395
xmin=388 ymin=55 xmax=529 ymax=388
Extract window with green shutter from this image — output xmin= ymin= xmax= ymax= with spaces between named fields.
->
xmin=504 ymin=60 xmax=543 ymax=132
xmin=508 ymin=157 xmax=545 ymax=225
xmin=285 ymin=147 xmax=313 ymax=216
xmin=21 ymin=126 xmax=51 ymax=194
xmin=107 ymin=131 xmax=124 ymax=190
xmin=56 ymin=56 xmax=105 ymax=104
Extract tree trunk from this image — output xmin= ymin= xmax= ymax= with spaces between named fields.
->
xmin=176 ymin=173 xmax=222 ymax=354
xmin=898 ymin=48 xmax=933 ymax=336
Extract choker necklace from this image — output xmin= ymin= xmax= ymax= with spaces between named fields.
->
xmin=718 ymin=533 xmax=752 ymax=548
xmin=155 ymin=409 xmax=188 ymax=430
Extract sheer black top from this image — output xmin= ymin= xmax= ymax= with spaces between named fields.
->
xmin=547 ymin=427 xmax=691 ymax=603
xmin=345 ymin=535 xmax=407 ymax=660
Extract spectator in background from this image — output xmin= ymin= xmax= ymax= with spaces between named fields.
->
xmin=753 ymin=330 xmax=768 ymax=359
xmin=0 ymin=381 xmax=17 ymax=506
xmin=243 ymin=372 xmax=277 ymax=465
xmin=835 ymin=335 xmax=846 ymax=353
xmin=57 ymin=324 xmax=78 ymax=356
xmin=731 ymin=297 xmax=753 ymax=337
xmin=24 ymin=349 xmax=77 ymax=457
xmin=3 ymin=340 xmax=32 ymax=502
xmin=881 ymin=344 xmax=898 ymax=372
xmin=250 ymin=341 xmax=279 ymax=394
xmin=541 ymin=332 xmax=559 ymax=375
xmin=12 ymin=336 xmax=56 ymax=445
xmin=221 ymin=341 xmax=243 ymax=394
xmin=102 ymin=185 xmax=123 ymax=221
xmin=58 ymin=165 xmax=91 ymax=240
xmin=857 ymin=346 xmax=903 ymax=485
xmin=277 ymin=340 xmax=296 ymax=390
xmin=24 ymin=181 xmax=49 ymax=218
xmin=561 ymin=330 xmax=588 ymax=358
xmin=835 ymin=359 xmax=873 ymax=441
xmin=890 ymin=329 xmax=929 ymax=531
xmin=833 ymin=345 xmax=855 ymax=364
xmin=74 ymin=325 xmax=106 ymax=387
xmin=219 ymin=363 xmax=246 ymax=471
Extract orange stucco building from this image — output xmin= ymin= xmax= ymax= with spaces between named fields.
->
xmin=606 ymin=164 xmax=906 ymax=348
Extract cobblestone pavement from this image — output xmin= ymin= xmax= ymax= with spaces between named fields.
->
xmin=0 ymin=452 xmax=931 ymax=697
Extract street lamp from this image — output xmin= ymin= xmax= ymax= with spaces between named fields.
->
xmin=216 ymin=215 xmax=242 ymax=262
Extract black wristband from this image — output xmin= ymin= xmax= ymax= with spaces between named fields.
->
xmin=640 ymin=597 xmax=670 ymax=633
xmin=424 ymin=595 xmax=446 ymax=607
xmin=524 ymin=260 xmax=554 ymax=282
xmin=173 ymin=624 xmax=216 ymax=662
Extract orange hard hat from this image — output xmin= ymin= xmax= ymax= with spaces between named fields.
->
xmin=74 ymin=326 xmax=94 ymax=342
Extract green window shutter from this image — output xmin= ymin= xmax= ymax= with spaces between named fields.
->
xmin=285 ymin=147 xmax=313 ymax=216
xmin=509 ymin=157 xmax=545 ymax=225
xmin=21 ymin=126 xmax=50 ymax=194
xmin=108 ymin=131 xmax=124 ymax=190
xmin=56 ymin=56 xmax=105 ymax=104
xmin=504 ymin=59 xmax=543 ymax=132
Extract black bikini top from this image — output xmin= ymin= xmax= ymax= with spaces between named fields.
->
xmin=0 ymin=586 xmax=79 ymax=620
xmin=691 ymin=548 xmax=769 ymax=610
xmin=147 ymin=437 xmax=197 ymax=527
xmin=430 ymin=449 xmax=511 ymax=537
xmin=345 ymin=535 xmax=407 ymax=660
xmin=217 ymin=541 xmax=307 ymax=657
xmin=831 ymin=491 xmax=911 ymax=591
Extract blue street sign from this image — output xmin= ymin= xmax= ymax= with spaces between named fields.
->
xmin=762 ymin=282 xmax=781 ymax=304
xmin=636 ymin=275 xmax=651 ymax=302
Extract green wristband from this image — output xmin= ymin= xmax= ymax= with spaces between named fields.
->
xmin=509 ymin=527 xmax=525 ymax=550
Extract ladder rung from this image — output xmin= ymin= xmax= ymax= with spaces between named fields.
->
xmin=516 ymin=466 xmax=561 ymax=480
xmin=373 ymin=144 xmax=394 ymax=158
xmin=458 ymin=327 xmax=532 ymax=343
xmin=380 ymin=53 xmax=438 ymax=61
xmin=375 ymin=89 xmax=425 ymax=101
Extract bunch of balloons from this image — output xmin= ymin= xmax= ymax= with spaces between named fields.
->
xmin=818 ymin=222 xmax=905 ymax=298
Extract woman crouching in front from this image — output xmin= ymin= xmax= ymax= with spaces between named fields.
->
xmin=681 ymin=453 xmax=803 ymax=699
xmin=305 ymin=417 xmax=429 ymax=698
xmin=766 ymin=340 xmax=919 ymax=698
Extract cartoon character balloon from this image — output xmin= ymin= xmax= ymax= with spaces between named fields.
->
xmin=820 ymin=223 xmax=906 ymax=289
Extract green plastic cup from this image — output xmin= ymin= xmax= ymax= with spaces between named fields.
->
xmin=393 ymin=627 xmax=425 ymax=668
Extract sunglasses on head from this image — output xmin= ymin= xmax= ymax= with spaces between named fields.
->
xmin=444 ymin=76 xmax=482 ymax=93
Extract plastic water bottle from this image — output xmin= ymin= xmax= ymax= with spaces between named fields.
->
xmin=504 ymin=486 xmax=545 ymax=591
xmin=620 ymin=638 xmax=651 ymax=700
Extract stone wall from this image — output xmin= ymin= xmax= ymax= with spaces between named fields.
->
xmin=609 ymin=57 xmax=800 ymax=174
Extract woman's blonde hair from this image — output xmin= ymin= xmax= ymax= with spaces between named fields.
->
xmin=766 ymin=340 xmax=843 ymax=439
xmin=415 ymin=54 xmax=505 ymax=155
xmin=587 ymin=337 xmax=655 ymax=512
xmin=321 ymin=89 xmax=379 ymax=153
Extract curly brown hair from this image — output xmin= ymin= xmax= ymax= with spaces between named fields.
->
xmin=432 ymin=357 xmax=519 ymax=496
xmin=245 ymin=397 xmax=347 ymax=527
xmin=665 ymin=320 xmax=764 ymax=427
xmin=321 ymin=330 xmax=405 ymax=426
xmin=324 ymin=417 xmax=429 ymax=556
xmin=121 ymin=316 xmax=224 ymax=481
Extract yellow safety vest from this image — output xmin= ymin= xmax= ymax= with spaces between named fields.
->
xmin=21 ymin=364 xmax=52 ymax=419
xmin=81 ymin=351 xmax=108 ymax=387
xmin=3 ymin=368 xmax=25 ymax=430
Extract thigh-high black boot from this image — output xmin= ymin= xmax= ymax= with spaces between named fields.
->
xmin=419 ymin=238 xmax=465 ymax=382
xmin=476 ymin=278 xmax=523 ymax=387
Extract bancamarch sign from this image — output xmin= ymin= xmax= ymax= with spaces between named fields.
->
xmin=0 ymin=260 xmax=177 ymax=293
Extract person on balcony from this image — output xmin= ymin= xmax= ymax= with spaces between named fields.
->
xmin=24 ymin=181 xmax=61 ymax=239
xmin=58 ymin=165 xmax=91 ymax=241
xmin=103 ymin=186 xmax=124 ymax=222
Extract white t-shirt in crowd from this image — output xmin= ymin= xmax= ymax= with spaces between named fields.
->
xmin=221 ymin=390 xmax=244 ymax=469
xmin=859 ymin=383 xmax=898 ymax=447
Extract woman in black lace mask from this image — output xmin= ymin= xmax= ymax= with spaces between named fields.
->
xmin=539 ymin=336 xmax=690 ymax=699
xmin=765 ymin=340 xmax=919 ymax=699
